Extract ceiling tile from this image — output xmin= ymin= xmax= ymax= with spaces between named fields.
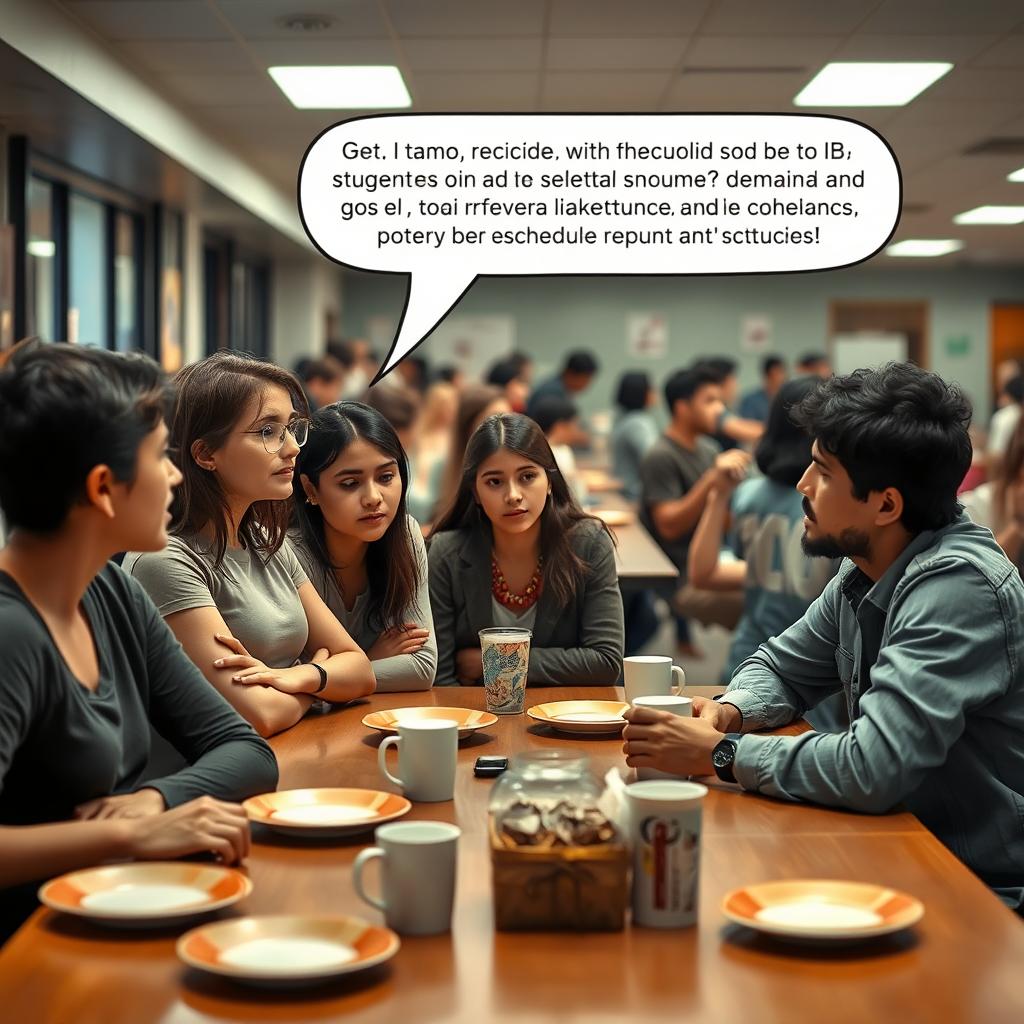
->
xmin=831 ymin=34 xmax=998 ymax=62
xmin=115 ymin=40 xmax=253 ymax=73
xmin=926 ymin=69 xmax=1024 ymax=101
xmin=245 ymin=38 xmax=401 ymax=65
xmin=971 ymin=35 xmax=1024 ymax=68
xmin=858 ymin=0 xmax=1024 ymax=35
xmin=402 ymin=38 xmax=543 ymax=72
xmin=549 ymin=0 xmax=711 ymax=37
xmin=683 ymin=35 xmax=843 ymax=68
xmin=700 ymin=0 xmax=878 ymax=36
xmin=64 ymin=1 xmax=230 ymax=40
xmin=385 ymin=0 xmax=547 ymax=37
xmin=411 ymin=72 xmax=539 ymax=108
xmin=158 ymin=72 xmax=284 ymax=107
xmin=215 ymin=0 xmax=389 ymax=39
xmin=542 ymin=71 xmax=673 ymax=108
xmin=665 ymin=70 xmax=813 ymax=105
xmin=547 ymin=37 xmax=688 ymax=71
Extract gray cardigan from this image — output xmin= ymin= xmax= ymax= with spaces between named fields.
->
xmin=427 ymin=519 xmax=624 ymax=686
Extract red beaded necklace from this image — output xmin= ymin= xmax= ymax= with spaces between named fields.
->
xmin=491 ymin=554 xmax=543 ymax=611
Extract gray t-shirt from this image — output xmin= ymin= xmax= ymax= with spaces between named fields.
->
xmin=490 ymin=597 xmax=538 ymax=631
xmin=611 ymin=410 xmax=659 ymax=501
xmin=639 ymin=434 xmax=720 ymax=572
xmin=290 ymin=517 xmax=436 ymax=692
xmin=123 ymin=534 xmax=309 ymax=669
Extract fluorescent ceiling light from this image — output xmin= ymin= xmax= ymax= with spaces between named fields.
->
xmin=1008 ymin=167 xmax=1024 ymax=182
xmin=886 ymin=239 xmax=963 ymax=258
xmin=27 ymin=239 xmax=55 ymax=258
xmin=954 ymin=206 xmax=1024 ymax=225
xmin=268 ymin=66 xmax=410 ymax=109
xmin=794 ymin=62 xmax=952 ymax=106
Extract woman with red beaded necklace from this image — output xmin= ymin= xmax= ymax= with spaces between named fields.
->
xmin=428 ymin=413 xmax=623 ymax=687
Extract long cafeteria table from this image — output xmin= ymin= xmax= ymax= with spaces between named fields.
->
xmin=2 ymin=686 xmax=1023 ymax=1023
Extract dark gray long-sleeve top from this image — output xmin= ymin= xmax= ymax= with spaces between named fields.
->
xmin=427 ymin=518 xmax=624 ymax=686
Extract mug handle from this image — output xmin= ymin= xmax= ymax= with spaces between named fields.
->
xmin=670 ymin=665 xmax=686 ymax=695
xmin=352 ymin=847 xmax=387 ymax=912
xmin=378 ymin=735 xmax=404 ymax=789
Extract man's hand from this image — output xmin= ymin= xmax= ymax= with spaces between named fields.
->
xmin=622 ymin=705 xmax=724 ymax=777
xmin=75 ymin=788 xmax=166 ymax=821
xmin=690 ymin=696 xmax=743 ymax=733
xmin=713 ymin=449 xmax=751 ymax=488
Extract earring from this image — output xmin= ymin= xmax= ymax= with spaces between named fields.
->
xmin=306 ymin=497 xmax=317 ymax=506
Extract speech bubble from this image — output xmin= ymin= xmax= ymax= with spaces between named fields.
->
xmin=298 ymin=114 xmax=901 ymax=381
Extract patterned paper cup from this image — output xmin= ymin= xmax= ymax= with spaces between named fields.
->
xmin=479 ymin=628 xmax=532 ymax=714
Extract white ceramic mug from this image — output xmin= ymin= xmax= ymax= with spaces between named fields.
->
xmin=378 ymin=719 xmax=458 ymax=802
xmin=624 ymin=780 xmax=707 ymax=928
xmin=630 ymin=695 xmax=694 ymax=781
xmin=353 ymin=821 xmax=461 ymax=935
xmin=623 ymin=656 xmax=685 ymax=705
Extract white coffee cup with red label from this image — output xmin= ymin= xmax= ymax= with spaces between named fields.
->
xmin=624 ymin=780 xmax=707 ymax=928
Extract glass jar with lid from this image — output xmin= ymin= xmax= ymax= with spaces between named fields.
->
xmin=488 ymin=749 xmax=602 ymax=820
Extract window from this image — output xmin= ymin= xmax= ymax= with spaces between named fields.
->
xmin=68 ymin=192 xmax=108 ymax=346
xmin=114 ymin=211 xmax=141 ymax=352
xmin=26 ymin=178 xmax=56 ymax=341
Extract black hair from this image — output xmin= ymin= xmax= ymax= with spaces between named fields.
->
xmin=434 ymin=364 xmax=459 ymax=384
xmin=789 ymin=362 xmax=972 ymax=534
xmin=293 ymin=402 xmax=419 ymax=633
xmin=361 ymin=384 xmax=420 ymax=431
xmin=326 ymin=339 xmax=355 ymax=369
xmin=486 ymin=357 xmax=523 ymax=389
xmin=507 ymin=350 xmax=533 ymax=374
xmin=303 ymin=358 xmax=343 ymax=384
xmin=1004 ymin=376 xmax=1024 ymax=404
xmin=755 ymin=376 xmax=820 ymax=487
xmin=531 ymin=395 xmax=578 ymax=435
xmin=615 ymin=371 xmax=651 ymax=412
xmin=563 ymin=350 xmax=599 ymax=376
xmin=0 ymin=341 xmax=171 ymax=533
xmin=698 ymin=357 xmax=737 ymax=381
xmin=797 ymin=351 xmax=828 ymax=369
xmin=761 ymin=354 xmax=785 ymax=376
xmin=663 ymin=364 xmax=721 ymax=413
xmin=430 ymin=413 xmax=612 ymax=607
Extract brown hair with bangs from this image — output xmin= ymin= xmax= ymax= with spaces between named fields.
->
xmin=169 ymin=350 xmax=310 ymax=565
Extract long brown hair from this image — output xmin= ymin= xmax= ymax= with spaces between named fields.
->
xmin=292 ymin=401 xmax=419 ymax=633
xmin=439 ymin=383 xmax=505 ymax=514
xmin=170 ymin=350 xmax=309 ymax=566
xmin=995 ymin=409 xmax=1024 ymax=530
xmin=430 ymin=412 xmax=613 ymax=607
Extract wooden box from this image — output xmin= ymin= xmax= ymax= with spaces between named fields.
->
xmin=489 ymin=820 xmax=628 ymax=931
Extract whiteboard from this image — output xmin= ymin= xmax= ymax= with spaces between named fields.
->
xmin=832 ymin=332 xmax=908 ymax=375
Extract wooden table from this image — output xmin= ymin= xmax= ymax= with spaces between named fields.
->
xmin=592 ymin=494 xmax=679 ymax=591
xmin=2 ymin=686 xmax=1023 ymax=1023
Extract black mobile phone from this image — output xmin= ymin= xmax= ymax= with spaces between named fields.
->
xmin=474 ymin=755 xmax=509 ymax=778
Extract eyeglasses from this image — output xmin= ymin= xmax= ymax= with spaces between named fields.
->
xmin=244 ymin=417 xmax=310 ymax=454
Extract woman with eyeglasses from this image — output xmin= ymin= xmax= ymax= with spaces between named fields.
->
xmin=290 ymin=402 xmax=436 ymax=691
xmin=124 ymin=351 xmax=375 ymax=737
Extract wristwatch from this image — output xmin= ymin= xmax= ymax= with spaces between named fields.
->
xmin=711 ymin=734 xmax=742 ymax=784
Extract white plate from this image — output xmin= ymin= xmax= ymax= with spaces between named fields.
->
xmin=526 ymin=700 xmax=630 ymax=735
xmin=244 ymin=788 xmax=411 ymax=839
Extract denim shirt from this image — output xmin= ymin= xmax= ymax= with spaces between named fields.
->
xmin=723 ymin=513 xmax=1024 ymax=909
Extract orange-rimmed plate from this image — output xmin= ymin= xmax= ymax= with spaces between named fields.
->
xmin=527 ymin=700 xmax=630 ymax=735
xmin=593 ymin=508 xmax=635 ymax=528
xmin=722 ymin=879 xmax=924 ymax=943
xmin=580 ymin=469 xmax=622 ymax=493
xmin=178 ymin=914 xmax=400 ymax=987
xmin=243 ymin=788 xmax=411 ymax=838
xmin=39 ymin=862 xmax=252 ymax=929
xmin=362 ymin=706 xmax=497 ymax=740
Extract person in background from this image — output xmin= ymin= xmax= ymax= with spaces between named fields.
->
xmin=300 ymin=358 xmax=345 ymax=411
xmin=124 ymin=351 xmax=375 ymax=738
xmin=406 ymin=381 xmax=457 ymax=524
xmin=395 ymin=355 xmax=429 ymax=395
xmin=688 ymin=376 xmax=846 ymax=731
xmin=486 ymin=356 xmax=530 ymax=413
xmin=428 ymin=413 xmax=623 ymax=687
xmin=699 ymin=357 xmax=764 ymax=450
xmin=361 ymin=382 xmax=421 ymax=457
xmin=526 ymin=350 xmax=599 ymax=429
xmin=438 ymin=384 xmax=512 ymax=518
xmin=507 ymin=350 xmax=534 ymax=386
xmin=326 ymin=339 xmax=361 ymax=399
xmin=986 ymin=374 xmax=1023 ymax=480
xmin=796 ymin=351 xmax=832 ymax=378
xmin=994 ymin=357 xmax=1023 ymax=408
xmin=0 ymin=343 xmax=277 ymax=941
xmin=611 ymin=371 xmax=660 ymax=502
xmin=291 ymin=402 xmax=436 ymax=692
xmin=623 ymin=362 xmax=1024 ymax=913
xmin=434 ymin=364 xmax=464 ymax=389
xmin=963 ymin=407 xmax=1024 ymax=574
xmin=739 ymin=354 xmax=787 ymax=424
xmin=530 ymin=394 xmax=588 ymax=504
xmin=639 ymin=365 xmax=749 ymax=656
